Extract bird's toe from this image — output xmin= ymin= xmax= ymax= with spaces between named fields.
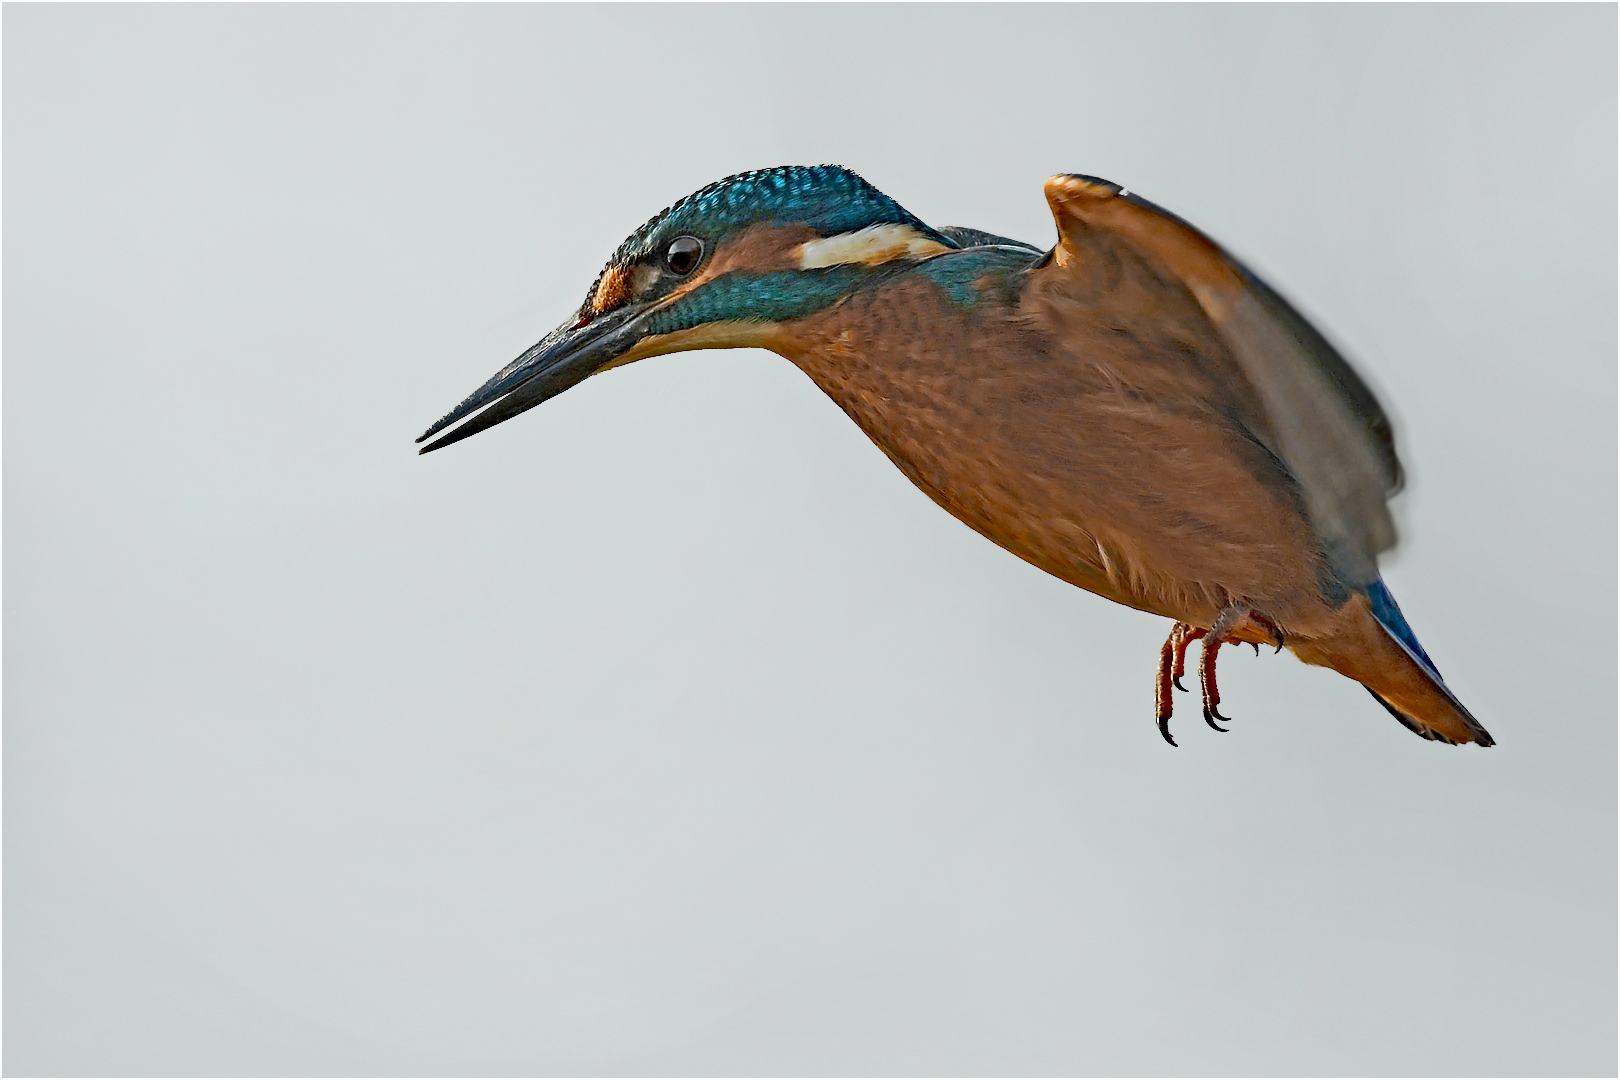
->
xmin=1157 ymin=713 xmax=1178 ymax=747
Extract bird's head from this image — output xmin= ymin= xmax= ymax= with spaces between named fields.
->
xmin=417 ymin=165 xmax=960 ymax=453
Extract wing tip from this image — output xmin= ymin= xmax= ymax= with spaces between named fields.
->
xmin=1045 ymin=174 xmax=1123 ymax=203
xmin=1043 ymin=174 xmax=1121 ymax=197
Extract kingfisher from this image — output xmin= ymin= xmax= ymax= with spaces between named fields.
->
xmin=417 ymin=165 xmax=1492 ymax=748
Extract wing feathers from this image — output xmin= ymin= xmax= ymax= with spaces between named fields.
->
xmin=1040 ymin=175 xmax=1400 ymax=586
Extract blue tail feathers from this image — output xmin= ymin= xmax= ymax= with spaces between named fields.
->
xmin=1362 ymin=579 xmax=1492 ymax=745
xmin=1365 ymin=579 xmax=1442 ymax=680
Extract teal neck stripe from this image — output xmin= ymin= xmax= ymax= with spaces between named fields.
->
xmin=645 ymin=246 xmax=1044 ymax=336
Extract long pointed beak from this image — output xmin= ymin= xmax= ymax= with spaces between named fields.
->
xmin=416 ymin=306 xmax=646 ymax=454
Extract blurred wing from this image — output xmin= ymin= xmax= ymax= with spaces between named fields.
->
xmin=1040 ymin=174 xmax=1402 ymax=587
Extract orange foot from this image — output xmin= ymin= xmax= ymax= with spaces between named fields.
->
xmin=1154 ymin=604 xmax=1283 ymax=746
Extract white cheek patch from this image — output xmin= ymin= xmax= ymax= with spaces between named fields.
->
xmin=798 ymin=224 xmax=953 ymax=269
xmin=631 ymin=264 xmax=662 ymax=295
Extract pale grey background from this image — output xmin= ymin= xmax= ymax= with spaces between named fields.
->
xmin=6 ymin=4 xmax=1615 ymax=1076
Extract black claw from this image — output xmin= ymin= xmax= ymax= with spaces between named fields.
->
xmin=1274 ymin=641 xmax=1284 ymax=654
xmin=1172 ymin=675 xmax=1187 ymax=692
xmin=1202 ymin=707 xmax=1229 ymax=733
xmin=1158 ymin=714 xmax=1178 ymax=747
xmin=1250 ymin=642 xmax=1260 ymax=656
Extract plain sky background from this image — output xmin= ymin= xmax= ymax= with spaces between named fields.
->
xmin=6 ymin=4 xmax=1615 ymax=1076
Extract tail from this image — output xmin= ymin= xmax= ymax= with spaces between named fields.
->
xmin=1293 ymin=581 xmax=1494 ymax=746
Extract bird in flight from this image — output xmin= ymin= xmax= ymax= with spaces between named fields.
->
xmin=418 ymin=166 xmax=1492 ymax=748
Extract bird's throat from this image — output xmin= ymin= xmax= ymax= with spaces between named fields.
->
xmin=597 ymin=319 xmax=788 ymax=373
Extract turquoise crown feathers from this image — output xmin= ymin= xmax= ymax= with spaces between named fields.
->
xmin=608 ymin=165 xmax=952 ymax=266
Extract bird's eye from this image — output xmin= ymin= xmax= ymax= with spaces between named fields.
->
xmin=664 ymin=236 xmax=704 ymax=276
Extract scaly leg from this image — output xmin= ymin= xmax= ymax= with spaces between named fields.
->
xmin=1199 ymin=636 xmax=1230 ymax=731
xmin=1172 ymin=623 xmax=1205 ymax=691
xmin=1155 ymin=604 xmax=1288 ymax=744
xmin=1154 ymin=621 xmax=1206 ymax=746
xmin=1199 ymin=602 xmax=1255 ymax=732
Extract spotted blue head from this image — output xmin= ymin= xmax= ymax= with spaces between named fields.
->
xmin=417 ymin=166 xmax=984 ymax=452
